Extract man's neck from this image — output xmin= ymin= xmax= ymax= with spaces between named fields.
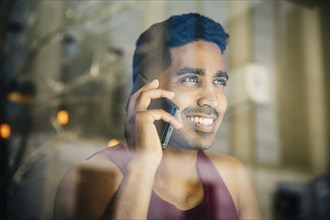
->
xmin=152 ymin=147 xmax=204 ymax=210
xmin=158 ymin=147 xmax=198 ymax=177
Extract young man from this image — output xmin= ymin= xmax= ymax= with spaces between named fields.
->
xmin=54 ymin=13 xmax=263 ymax=220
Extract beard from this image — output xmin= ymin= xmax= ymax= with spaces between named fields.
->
xmin=167 ymin=105 xmax=222 ymax=151
xmin=168 ymin=121 xmax=217 ymax=151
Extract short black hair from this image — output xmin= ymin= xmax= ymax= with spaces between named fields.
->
xmin=132 ymin=13 xmax=229 ymax=83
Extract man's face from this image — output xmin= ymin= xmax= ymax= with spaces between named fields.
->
xmin=159 ymin=40 xmax=228 ymax=150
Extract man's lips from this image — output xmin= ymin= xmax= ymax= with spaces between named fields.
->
xmin=182 ymin=106 xmax=219 ymax=132
xmin=185 ymin=113 xmax=218 ymax=133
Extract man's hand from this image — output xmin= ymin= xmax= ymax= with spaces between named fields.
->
xmin=125 ymin=79 xmax=182 ymax=162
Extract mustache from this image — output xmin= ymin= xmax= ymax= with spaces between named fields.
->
xmin=182 ymin=106 xmax=219 ymax=118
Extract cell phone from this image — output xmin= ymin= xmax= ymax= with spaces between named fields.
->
xmin=126 ymin=74 xmax=179 ymax=149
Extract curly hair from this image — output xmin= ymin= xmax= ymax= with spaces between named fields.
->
xmin=132 ymin=13 xmax=229 ymax=83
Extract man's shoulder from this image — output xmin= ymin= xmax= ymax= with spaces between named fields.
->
xmin=202 ymin=151 xmax=249 ymax=191
xmin=204 ymin=150 xmax=245 ymax=172
xmin=57 ymin=152 xmax=123 ymax=198
xmin=203 ymin=150 xmax=250 ymax=210
xmin=54 ymin=150 xmax=123 ymax=219
xmin=77 ymin=152 xmax=123 ymax=174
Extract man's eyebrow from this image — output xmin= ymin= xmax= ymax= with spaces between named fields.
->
xmin=216 ymin=71 xmax=229 ymax=80
xmin=176 ymin=67 xmax=205 ymax=76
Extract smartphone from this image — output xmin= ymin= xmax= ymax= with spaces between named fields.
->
xmin=126 ymin=74 xmax=179 ymax=149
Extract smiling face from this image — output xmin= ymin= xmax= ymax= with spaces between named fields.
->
xmin=159 ymin=40 xmax=228 ymax=150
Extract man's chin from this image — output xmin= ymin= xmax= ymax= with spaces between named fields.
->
xmin=171 ymin=142 xmax=213 ymax=151
xmin=190 ymin=141 xmax=214 ymax=150
xmin=169 ymin=134 xmax=215 ymax=151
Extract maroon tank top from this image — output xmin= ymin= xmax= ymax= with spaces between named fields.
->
xmin=90 ymin=144 xmax=239 ymax=220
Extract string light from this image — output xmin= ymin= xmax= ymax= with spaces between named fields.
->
xmin=0 ymin=123 xmax=11 ymax=139
xmin=107 ymin=139 xmax=119 ymax=147
xmin=56 ymin=109 xmax=69 ymax=126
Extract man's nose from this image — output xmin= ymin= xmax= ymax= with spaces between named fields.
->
xmin=197 ymin=84 xmax=220 ymax=108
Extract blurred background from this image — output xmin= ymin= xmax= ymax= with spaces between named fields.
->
xmin=0 ymin=0 xmax=329 ymax=219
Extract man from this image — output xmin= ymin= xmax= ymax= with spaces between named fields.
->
xmin=54 ymin=13 xmax=263 ymax=220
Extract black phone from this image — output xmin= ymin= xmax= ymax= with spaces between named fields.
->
xmin=126 ymin=74 xmax=179 ymax=149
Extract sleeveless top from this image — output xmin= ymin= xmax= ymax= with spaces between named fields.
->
xmin=90 ymin=144 xmax=239 ymax=220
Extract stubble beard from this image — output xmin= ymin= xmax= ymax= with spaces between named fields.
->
xmin=168 ymin=128 xmax=216 ymax=151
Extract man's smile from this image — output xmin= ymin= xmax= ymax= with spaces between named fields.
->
xmin=187 ymin=115 xmax=214 ymax=126
xmin=185 ymin=113 xmax=217 ymax=131
xmin=183 ymin=106 xmax=219 ymax=133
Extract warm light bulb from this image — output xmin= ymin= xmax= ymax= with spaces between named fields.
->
xmin=0 ymin=123 xmax=11 ymax=139
xmin=108 ymin=139 xmax=120 ymax=147
xmin=57 ymin=110 xmax=69 ymax=126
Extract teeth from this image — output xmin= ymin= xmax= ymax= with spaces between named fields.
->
xmin=194 ymin=117 xmax=199 ymax=123
xmin=204 ymin=118 xmax=213 ymax=125
xmin=188 ymin=116 xmax=214 ymax=126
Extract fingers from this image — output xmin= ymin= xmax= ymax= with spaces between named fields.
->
xmin=143 ymin=109 xmax=182 ymax=129
xmin=127 ymin=79 xmax=182 ymax=131
xmin=125 ymin=79 xmax=182 ymax=153
xmin=126 ymin=79 xmax=158 ymax=114
xmin=127 ymin=79 xmax=175 ymax=113
xmin=133 ymin=79 xmax=159 ymax=99
xmin=135 ymin=90 xmax=175 ymax=112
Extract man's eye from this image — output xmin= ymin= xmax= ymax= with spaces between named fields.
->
xmin=181 ymin=76 xmax=199 ymax=84
xmin=214 ymin=78 xmax=227 ymax=86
